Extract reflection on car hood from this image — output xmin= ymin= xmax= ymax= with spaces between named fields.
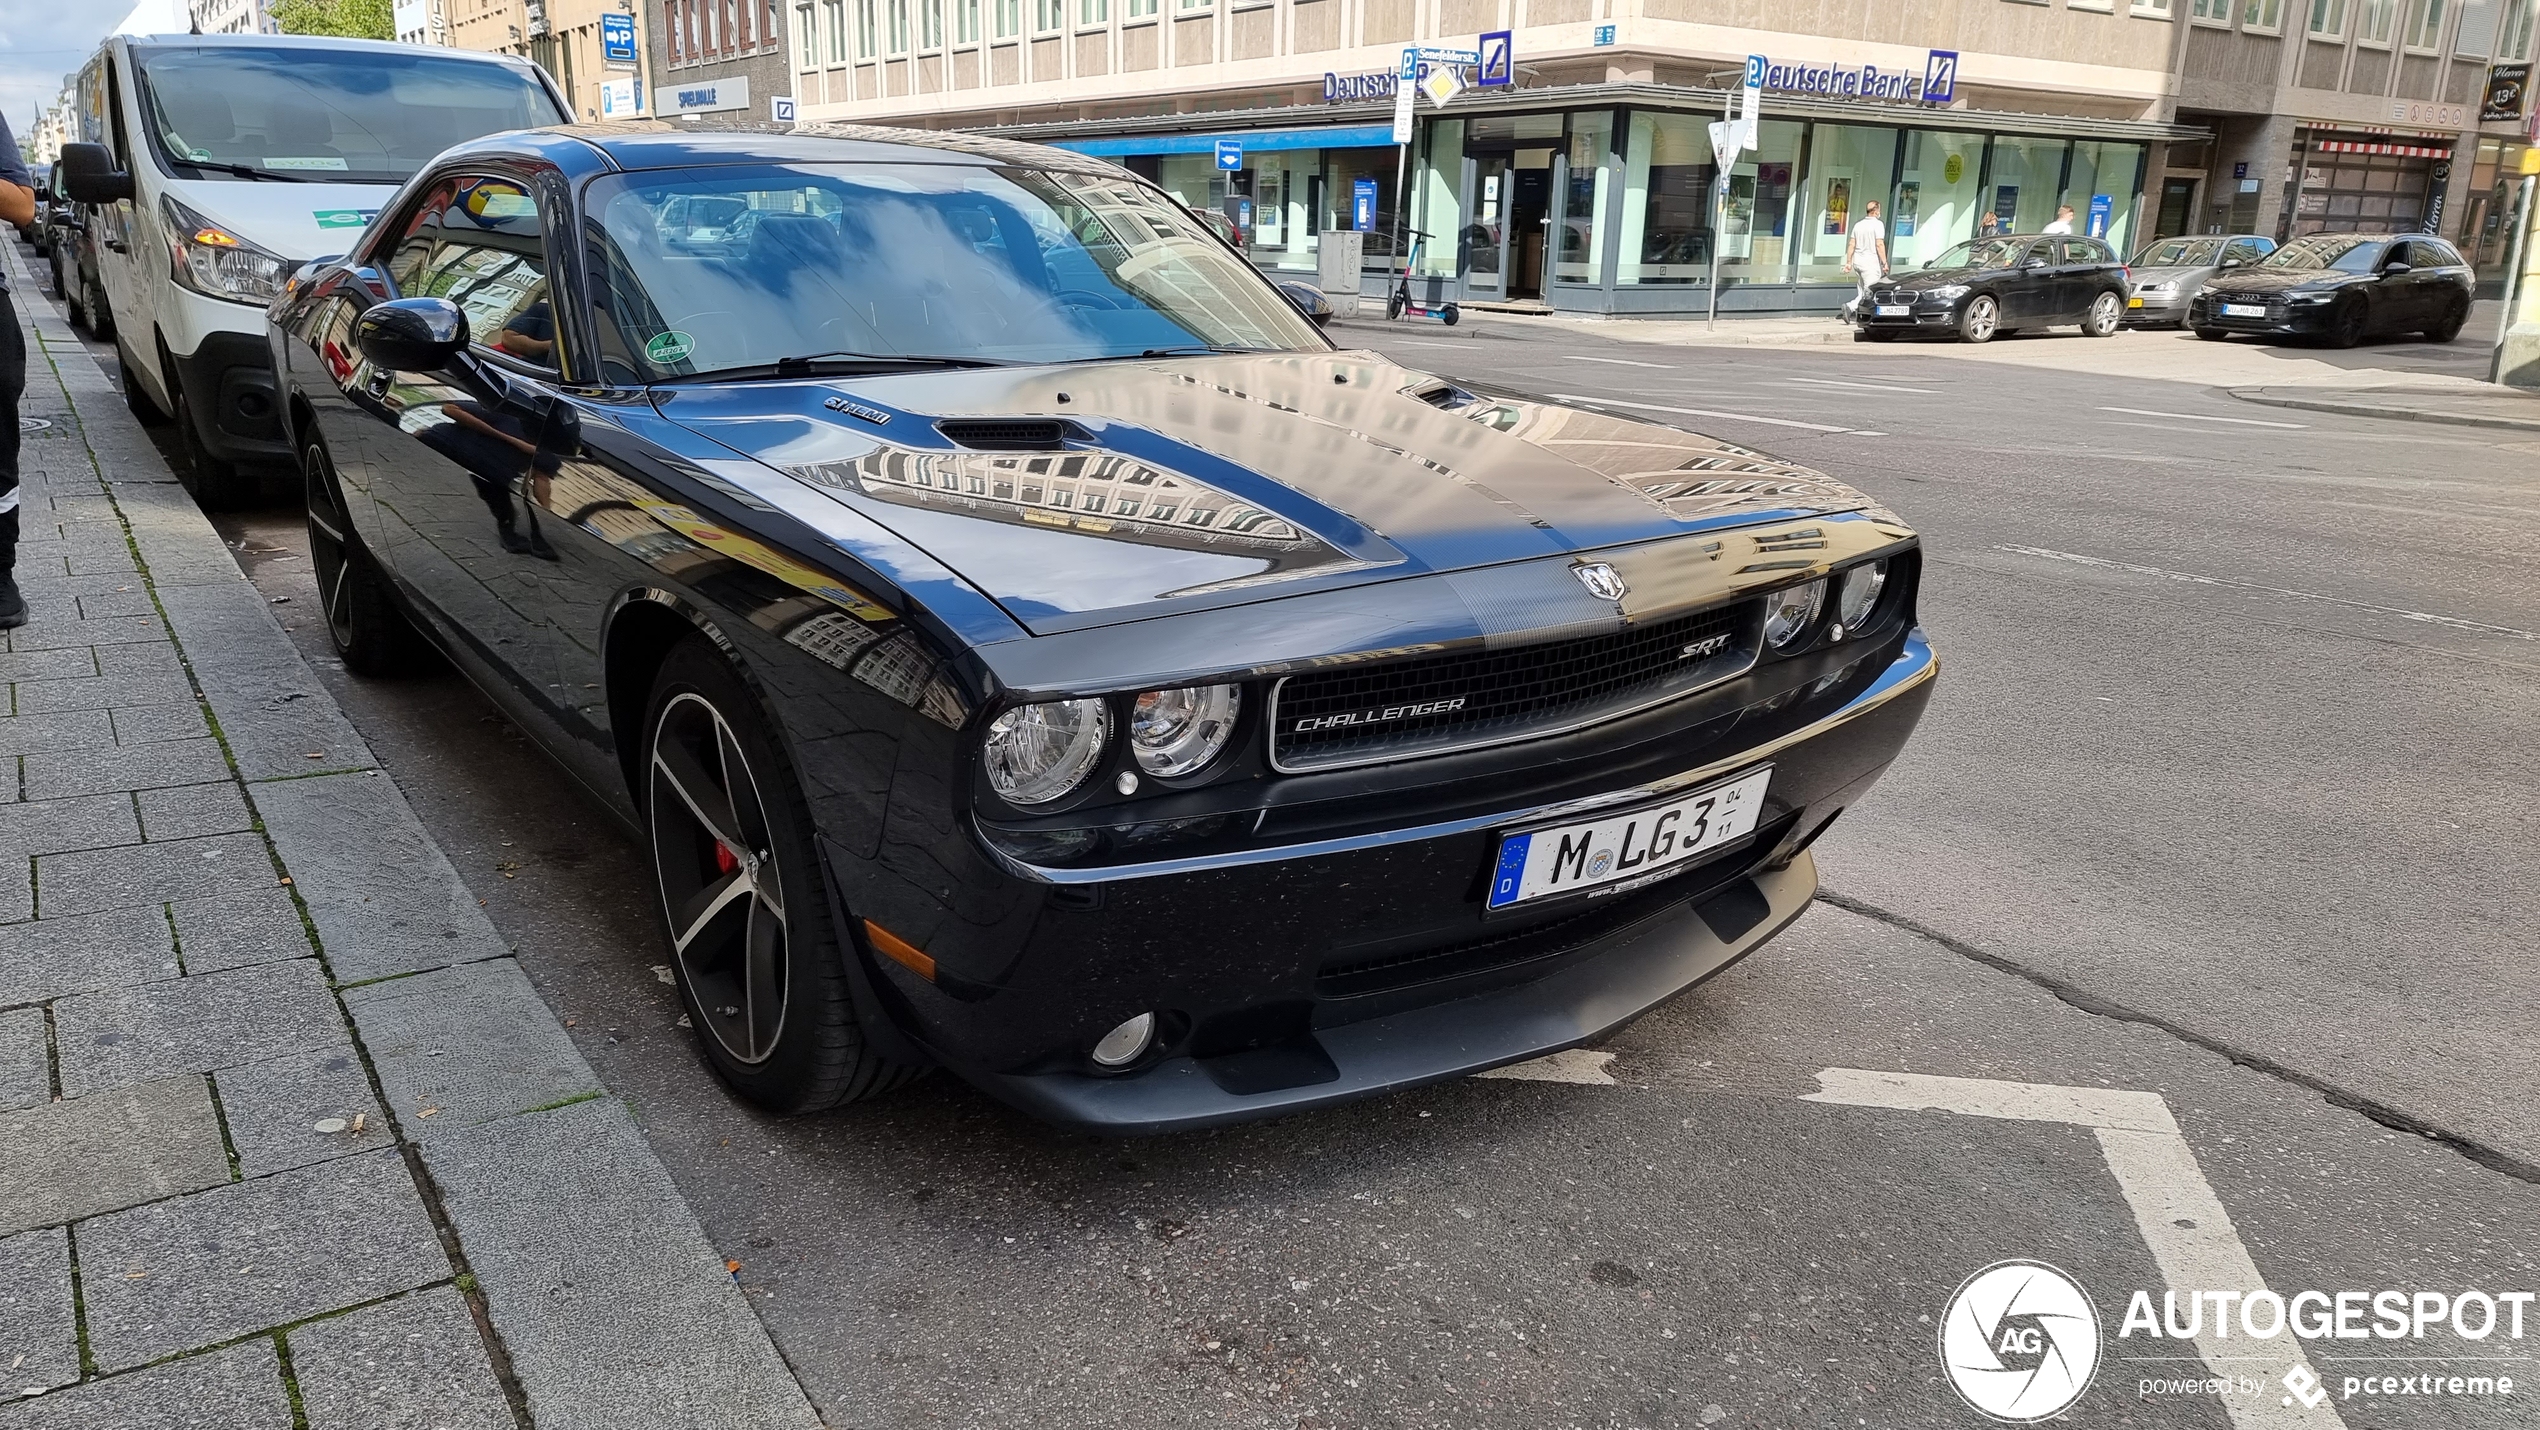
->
xmin=2129 ymin=265 xmax=2209 ymax=286
xmin=2203 ymin=268 xmax=2356 ymax=294
xmin=1888 ymin=265 xmax=1990 ymax=288
xmin=655 ymin=350 xmax=1890 ymax=634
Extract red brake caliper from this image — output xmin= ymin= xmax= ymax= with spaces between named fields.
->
xmin=713 ymin=842 xmax=739 ymax=877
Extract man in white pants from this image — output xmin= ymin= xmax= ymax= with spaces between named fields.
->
xmin=1845 ymin=199 xmax=1888 ymax=322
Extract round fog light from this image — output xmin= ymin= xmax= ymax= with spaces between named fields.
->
xmin=1091 ymin=1012 xmax=1156 ymax=1068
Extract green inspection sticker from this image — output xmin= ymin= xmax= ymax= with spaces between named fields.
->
xmin=312 ymin=210 xmax=372 ymax=230
xmin=645 ymin=330 xmax=695 ymax=364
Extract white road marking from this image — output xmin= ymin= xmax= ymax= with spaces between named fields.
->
xmin=1996 ymin=544 xmax=2539 ymax=641
xmin=1546 ymin=394 xmax=1865 ymax=434
xmin=1391 ymin=340 xmax=1465 ymax=348
xmin=1808 ymin=1069 xmax=2347 ymax=1430
xmin=1564 ymin=354 xmax=1677 ymax=369
xmin=1474 ymin=1049 xmax=1618 ymax=1085
xmin=1786 ymin=376 xmax=1939 ymax=394
xmin=2098 ymin=405 xmax=2308 ymax=429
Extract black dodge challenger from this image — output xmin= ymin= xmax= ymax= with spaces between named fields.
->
xmin=268 ymin=124 xmax=1936 ymax=1132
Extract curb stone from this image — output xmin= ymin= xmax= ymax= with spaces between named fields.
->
xmin=5 ymin=243 xmax=822 ymax=1426
xmin=2226 ymin=383 xmax=2540 ymax=432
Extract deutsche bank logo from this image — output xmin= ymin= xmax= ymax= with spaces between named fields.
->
xmin=1478 ymin=29 xmax=1512 ymax=86
xmin=1925 ymin=49 xmax=1960 ymax=104
xmin=1939 ymin=1261 xmax=2101 ymax=1422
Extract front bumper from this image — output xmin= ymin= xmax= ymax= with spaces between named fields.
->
xmin=1856 ymin=293 xmax=1964 ymax=332
xmin=168 ymin=330 xmax=289 ymax=467
xmin=863 ymin=629 xmax=1937 ymax=1133
xmin=2187 ymin=296 xmax=2336 ymax=337
xmin=2122 ymin=293 xmax=2189 ymax=326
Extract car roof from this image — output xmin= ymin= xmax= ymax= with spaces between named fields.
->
xmin=122 ymin=33 xmax=537 ymax=64
xmin=468 ymin=121 xmax=1127 ymax=178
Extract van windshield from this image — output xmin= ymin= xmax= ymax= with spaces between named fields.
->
xmin=132 ymin=44 xmax=564 ymax=186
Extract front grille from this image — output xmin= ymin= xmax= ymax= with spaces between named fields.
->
xmin=935 ymin=418 xmax=1081 ymax=451
xmin=1270 ymin=602 xmax=1756 ymax=772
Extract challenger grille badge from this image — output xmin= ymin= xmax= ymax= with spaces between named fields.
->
xmin=1573 ymin=562 xmax=1628 ymax=602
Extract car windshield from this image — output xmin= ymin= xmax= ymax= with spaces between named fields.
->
xmin=584 ymin=163 xmax=1328 ymax=380
xmin=2133 ymin=238 xmax=2222 ymax=267
xmin=1927 ymin=238 xmax=2027 ymax=270
xmin=132 ymin=44 xmax=564 ymax=185
xmin=2265 ymin=234 xmax=2387 ymax=273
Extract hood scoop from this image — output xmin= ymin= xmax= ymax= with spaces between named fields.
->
xmin=935 ymin=417 xmax=1085 ymax=451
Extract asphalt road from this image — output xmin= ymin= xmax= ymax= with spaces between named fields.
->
xmin=25 ymin=248 xmax=2540 ymax=1429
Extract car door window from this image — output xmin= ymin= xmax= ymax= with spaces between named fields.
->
xmin=2059 ymin=239 xmax=2101 ymax=265
xmin=391 ymin=175 xmax=560 ymax=372
xmin=2224 ymin=238 xmax=2269 ymax=266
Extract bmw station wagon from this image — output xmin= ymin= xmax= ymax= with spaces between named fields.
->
xmin=267 ymin=125 xmax=1936 ymax=1132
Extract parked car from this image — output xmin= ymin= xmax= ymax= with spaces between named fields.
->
xmin=26 ymin=165 xmax=58 ymax=256
xmin=267 ymin=125 xmax=1936 ymax=1132
xmin=2121 ymin=233 xmax=2274 ymax=328
xmin=1855 ymin=233 xmax=2129 ymax=343
xmin=53 ymin=211 xmax=115 ymax=343
xmin=56 ymin=33 xmax=566 ymax=509
xmin=2189 ymin=232 xmax=2474 ymax=346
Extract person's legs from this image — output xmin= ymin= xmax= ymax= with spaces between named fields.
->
xmin=0 ymin=289 xmax=24 ymax=627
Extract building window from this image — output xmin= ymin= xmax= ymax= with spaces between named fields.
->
xmin=2244 ymin=0 xmax=2283 ymax=27
xmin=957 ymin=0 xmax=979 ymax=40
xmin=889 ymin=0 xmax=910 ymax=48
xmin=798 ymin=1 xmax=817 ymax=62
xmin=1036 ymin=0 xmax=1061 ymax=27
xmin=995 ymin=0 xmax=1019 ymax=34
xmin=2306 ymin=0 xmax=2347 ymax=33
xmin=2191 ymin=0 xmax=2232 ymax=19
xmin=1124 ymin=0 xmax=1156 ymax=13
xmin=767 ymin=0 xmax=780 ymax=49
xmin=824 ymin=0 xmax=846 ymax=59
xmin=2134 ymin=0 xmax=2175 ymax=12
xmin=1177 ymin=0 xmax=1208 ymax=10
xmin=1079 ymin=0 xmax=1104 ymax=22
xmin=2404 ymin=0 xmax=2445 ymax=46
xmin=2504 ymin=0 xmax=2537 ymax=55
xmin=2357 ymin=0 xmax=2398 ymax=38
xmin=922 ymin=0 xmax=942 ymax=44
xmin=856 ymin=0 xmax=877 ymax=55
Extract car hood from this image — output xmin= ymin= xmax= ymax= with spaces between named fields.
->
xmin=1886 ymin=264 xmax=1994 ymax=289
xmin=2203 ymin=268 xmax=2356 ymax=295
xmin=655 ymin=350 xmax=1889 ymax=635
xmin=2129 ymin=265 xmax=2211 ymax=287
xmin=162 ymin=177 xmax=400 ymax=264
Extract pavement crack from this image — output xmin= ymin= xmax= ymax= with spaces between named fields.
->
xmin=1815 ymin=888 xmax=2540 ymax=1187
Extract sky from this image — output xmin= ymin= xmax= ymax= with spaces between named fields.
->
xmin=0 ymin=0 xmax=157 ymax=147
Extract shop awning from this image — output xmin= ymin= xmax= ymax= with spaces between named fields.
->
xmin=1049 ymin=125 xmax=1400 ymax=157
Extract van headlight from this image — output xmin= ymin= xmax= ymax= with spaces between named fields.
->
xmin=982 ymin=699 xmax=1110 ymax=805
xmin=161 ymin=195 xmax=292 ymax=306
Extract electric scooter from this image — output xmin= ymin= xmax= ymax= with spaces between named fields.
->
xmin=1385 ymin=228 xmax=1462 ymax=325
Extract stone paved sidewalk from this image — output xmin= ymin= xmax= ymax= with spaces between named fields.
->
xmin=1 ymin=247 xmax=819 ymax=1427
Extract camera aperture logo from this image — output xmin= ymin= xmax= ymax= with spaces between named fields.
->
xmin=1940 ymin=1260 xmax=2103 ymax=1422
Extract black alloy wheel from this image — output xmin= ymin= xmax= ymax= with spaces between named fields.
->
xmin=1958 ymin=294 xmax=1999 ymax=344
xmin=2082 ymin=291 xmax=2123 ymax=337
xmin=643 ymin=637 xmax=917 ymax=1113
xmin=2327 ymin=295 xmax=2369 ymax=349
xmin=2423 ymin=302 xmax=2468 ymax=344
xmin=302 ymin=436 xmax=416 ymax=675
xmin=47 ymin=247 xmax=67 ymax=301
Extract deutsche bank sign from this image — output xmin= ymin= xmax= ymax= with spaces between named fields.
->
xmin=1750 ymin=50 xmax=1959 ymax=104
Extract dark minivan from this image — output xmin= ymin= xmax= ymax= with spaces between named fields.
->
xmin=1856 ymin=234 xmax=2129 ymax=344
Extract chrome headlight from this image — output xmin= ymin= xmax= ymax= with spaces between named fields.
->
xmin=1837 ymin=562 xmax=1887 ymax=627
xmin=161 ymin=195 xmax=291 ymax=306
xmin=982 ymin=698 xmax=1110 ymax=805
xmin=1129 ymin=684 xmax=1241 ymax=777
xmin=1762 ymin=579 xmax=1824 ymax=649
xmin=1926 ymin=284 xmax=1969 ymax=301
xmin=2289 ymin=290 xmax=2336 ymax=304
xmin=2137 ymin=282 xmax=2176 ymax=296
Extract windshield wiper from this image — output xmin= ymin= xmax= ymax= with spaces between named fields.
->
xmin=171 ymin=156 xmax=314 ymax=184
xmin=656 ymin=352 xmax=1012 ymax=383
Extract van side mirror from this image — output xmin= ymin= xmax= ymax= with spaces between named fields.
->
xmin=356 ymin=297 xmax=469 ymax=372
xmin=58 ymin=143 xmax=133 ymax=205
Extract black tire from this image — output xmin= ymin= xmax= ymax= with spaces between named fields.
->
xmin=1385 ymin=288 xmax=1406 ymax=321
xmin=2192 ymin=327 xmax=2229 ymax=342
xmin=1958 ymin=294 xmax=1999 ymax=344
xmin=2082 ymin=290 xmax=2123 ymax=337
xmin=2422 ymin=302 xmax=2468 ymax=344
xmin=47 ymin=249 xmax=67 ymax=301
xmin=119 ymin=355 xmax=163 ymax=425
xmin=643 ymin=637 xmax=919 ymax=1114
xmin=302 ymin=435 xmax=418 ymax=676
xmin=1441 ymin=304 xmax=1460 ymax=326
xmin=2327 ymin=295 xmax=2368 ymax=349
xmin=76 ymin=271 xmax=112 ymax=340
xmin=171 ymin=368 xmax=259 ymax=510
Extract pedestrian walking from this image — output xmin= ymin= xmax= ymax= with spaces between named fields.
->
xmin=2043 ymin=204 xmax=2077 ymax=235
xmin=0 ymin=111 xmax=34 ymax=628
xmin=1844 ymin=198 xmax=1888 ymax=321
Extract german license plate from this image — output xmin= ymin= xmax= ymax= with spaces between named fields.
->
xmin=1875 ymin=304 xmax=1910 ymax=317
xmin=2222 ymin=303 xmax=2266 ymax=318
xmin=1485 ymin=768 xmax=1772 ymax=911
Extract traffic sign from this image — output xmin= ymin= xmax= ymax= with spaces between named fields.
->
xmin=1214 ymin=138 xmax=1243 ymax=170
xmin=1392 ymin=50 xmax=1417 ymax=142
xmin=1592 ymin=23 xmax=1615 ymax=46
xmin=1478 ymin=30 xmax=1512 ymax=86
xmin=601 ymin=11 xmax=637 ymax=65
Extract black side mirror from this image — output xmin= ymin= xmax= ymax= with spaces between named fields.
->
xmin=356 ymin=297 xmax=469 ymax=372
xmin=1277 ymin=279 xmax=1334 ymax=328
xmin=57 ymin=143 xmax=133 ymax=205
xmin=2381 ymin=261 xmax=2412 ymax=276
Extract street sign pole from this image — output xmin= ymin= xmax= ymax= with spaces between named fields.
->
xmin=1391 ymin=50 xmax=1416 ymax=310
xmin=1704 ymin=61 xmax=1763 ymax=331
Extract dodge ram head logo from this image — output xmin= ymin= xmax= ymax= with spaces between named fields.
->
xmin=1573 ymin=562 xmax=1628 ymax=602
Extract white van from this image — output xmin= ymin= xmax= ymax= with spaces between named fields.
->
xmin=57 ymin=35 xmax=565 ymax=507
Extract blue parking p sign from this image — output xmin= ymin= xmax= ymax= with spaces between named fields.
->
xmin=1214 ymin=139 xmax=1243 ymax=171
xmin=601 ymin=12 xmax=637 ymax=64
